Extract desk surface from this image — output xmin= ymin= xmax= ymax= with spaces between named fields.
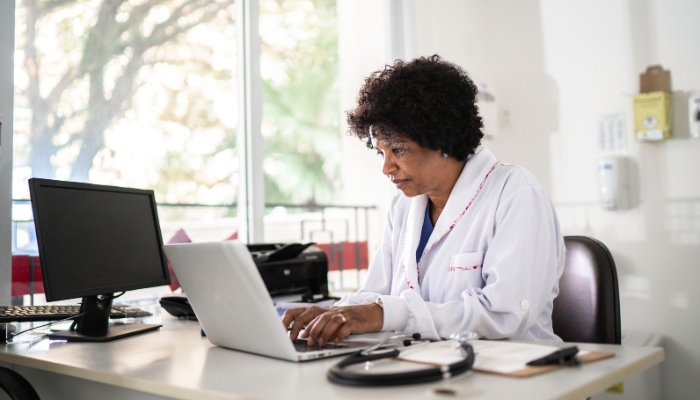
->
xmin=0 ymin=316 xmax=664 ymax=400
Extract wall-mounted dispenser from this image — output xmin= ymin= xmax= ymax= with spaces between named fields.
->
xmin=598 ymin=155 xmax=630 ymax=210
xmin=690 ymin=91 xmax=700 ymax=139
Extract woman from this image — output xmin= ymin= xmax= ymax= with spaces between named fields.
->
xmin=282 ymin=55 xmax=565 ymax=347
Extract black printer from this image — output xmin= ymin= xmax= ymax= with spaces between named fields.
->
xmin=246 ymin=243 xmax=330 ymax=301
xmin=160 ymin=242 xmax=332 ymax=319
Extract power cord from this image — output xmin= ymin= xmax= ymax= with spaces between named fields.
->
xmin=6 ymin=313 xmax=88 ymax=342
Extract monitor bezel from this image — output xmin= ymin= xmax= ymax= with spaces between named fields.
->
xmin=29 ymin=178 xmax=171 ymax=302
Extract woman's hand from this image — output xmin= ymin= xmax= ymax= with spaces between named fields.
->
xmin=280 ymin=303 xmax=383 ymax=346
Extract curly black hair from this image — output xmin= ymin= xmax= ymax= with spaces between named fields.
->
xmin=346 ymin=55 xmax=483 ymax=161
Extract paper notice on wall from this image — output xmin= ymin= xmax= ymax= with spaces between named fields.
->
xmin=598 ymin=114 xmax=626 ymax=154
xmin=477 ymin=83 xmax=499 ymax=138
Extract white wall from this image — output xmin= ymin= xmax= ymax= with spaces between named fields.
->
xmin=337 ymin=0 xmax=395 ymax=252
xmin=0 ymin=1 xmax=15 ymax=305
xmin=413 ymin=0 xmax=700 ymax=398
xmin=413 ymin=0 xmax=557 ymax=195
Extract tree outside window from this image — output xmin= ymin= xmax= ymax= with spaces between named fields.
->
xmin=13 ymin=0 xmax=341 ymax=210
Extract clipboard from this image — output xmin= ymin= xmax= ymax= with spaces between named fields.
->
xmin=469 ymin=340 xmax=615 ymax=378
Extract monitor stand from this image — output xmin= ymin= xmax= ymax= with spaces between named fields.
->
xmin=46 ymin=294 xmax=161 ymax=342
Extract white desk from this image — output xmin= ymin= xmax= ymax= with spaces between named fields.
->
xmin=0 ymin=316 xmax=664 ymax=400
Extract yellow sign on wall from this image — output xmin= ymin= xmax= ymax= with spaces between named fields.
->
xmin=633 ymin=91 xmax=671 ymax=141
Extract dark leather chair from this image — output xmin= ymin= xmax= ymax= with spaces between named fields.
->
xmin=552 ymin=236 xmax=621 ymax=344
xmin=0 ymin=366 xmax=40 ymax=400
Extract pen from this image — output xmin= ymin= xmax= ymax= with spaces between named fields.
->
xmin=526 ymin=346 xmax=580 ymax=366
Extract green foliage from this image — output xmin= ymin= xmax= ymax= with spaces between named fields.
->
xmin=260 ymin=0 xmax=341 ymax=205
xmin=14 ymin=0 xmax=341 ymax=208
xmin=14 ymin=0 xmax=237 ymax=204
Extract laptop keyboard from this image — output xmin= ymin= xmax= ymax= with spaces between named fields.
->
xmin=293 ymin=339 xmax=349 ymax=353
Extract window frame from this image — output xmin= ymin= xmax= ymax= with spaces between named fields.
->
xmin=0 ymin=0 xmax=16 ymax=304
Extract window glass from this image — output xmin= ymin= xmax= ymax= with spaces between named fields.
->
xmin=14 ymin=0 xmax=237 ymax=199
xmin=12 ymin=0 xmax=237 ymax=304
xmin=10 ymin=0 xmax=388 ymax=304
xmin=259 ymin=0 xmax=340 ymax=206
xmin=259 ymin=0 xmax=385 ymax=291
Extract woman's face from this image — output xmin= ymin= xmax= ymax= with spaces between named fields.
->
xmin=373 ymin=136 xmax=452 ymax=198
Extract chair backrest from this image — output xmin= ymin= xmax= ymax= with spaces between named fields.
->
xmin=0 ymin=366 xmax=41 ymax=400
xmin=552 ymin=236 xmax=621 ymax=344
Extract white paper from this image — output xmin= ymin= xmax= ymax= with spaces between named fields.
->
xmin=598 ymin=113 xmax=626 ymax=153
xmin=470 ymin=340 xmax=589 ymax=374
xmin=397 ymin=340 xmax=466 ymax=366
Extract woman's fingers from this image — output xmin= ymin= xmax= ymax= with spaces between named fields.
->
xmin=307 ymin=312 xmax=346 ymax=346
xmin=334 ymin=323 xmax=354 ymax=344
xmin=285 ymin=306 xmax=330 ymax=341
xmin=282 ymin=303 xmax=382 ymax=346
xmin=280 ymin=308 xmax=305 ymax=330
xmin=299 ymin=314 xmax=322 ymax=338
xmin=288 ymin=308 xmax=314 ymax=341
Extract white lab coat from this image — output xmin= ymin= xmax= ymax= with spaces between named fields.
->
xmin=336 ymin=146 xmax=565 ymax=341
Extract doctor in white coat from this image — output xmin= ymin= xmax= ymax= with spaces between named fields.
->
xmin=282 ymin=55 xmax=565 ymax=346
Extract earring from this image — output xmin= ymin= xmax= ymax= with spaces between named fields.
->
xmin=443 ymin=152 xmax=449 ymax=158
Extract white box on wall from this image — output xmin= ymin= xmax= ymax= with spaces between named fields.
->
xmin=690 ymin=92 xmax=700 ymax=139
xmin=597 ymin=155 xmax=630 ymax=210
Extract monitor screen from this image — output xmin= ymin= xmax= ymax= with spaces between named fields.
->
xmin=29 ymin=179 xmax=170 ymax=301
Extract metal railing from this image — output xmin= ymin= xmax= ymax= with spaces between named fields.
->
xmin=11 ymin=200 xmax=377 ymax=293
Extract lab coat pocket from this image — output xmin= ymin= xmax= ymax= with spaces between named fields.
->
xmin=445 ymin=251 xmax=485 ymax=300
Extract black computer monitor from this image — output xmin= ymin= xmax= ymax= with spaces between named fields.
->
xmin=29 ymin=178 xmax=170 ymax=342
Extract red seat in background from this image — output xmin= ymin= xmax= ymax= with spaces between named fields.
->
xmin=11 ymin=238 xmax=369 ymax=297
xmin=11 ymin=255 xmax=44 ymax=297
xmin=165 ymin=229 xmax=193 ymax=292
xmin=314 ymin=241 xmax=369 ymax=272
xmin=11 ymin=228 xmax=193 ymax=296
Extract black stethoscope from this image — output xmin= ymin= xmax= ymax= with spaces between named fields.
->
xmin=327 ymin=333 xmax=476 ymax=387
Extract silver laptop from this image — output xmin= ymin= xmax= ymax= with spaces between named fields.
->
xmin=163 ymin=240 xmax=373 ymax=362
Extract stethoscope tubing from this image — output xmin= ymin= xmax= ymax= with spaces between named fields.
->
xmin=327 ymin=343 xmax=475 ymax=387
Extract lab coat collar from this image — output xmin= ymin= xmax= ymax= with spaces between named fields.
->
xmin=401 ymin=192 xmax=428 ymax=290
xmin=430 ymin=146 xmax=498 ymax=241
xmin=401 ymin=146 xmax=497 ymax=289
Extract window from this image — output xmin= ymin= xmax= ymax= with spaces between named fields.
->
xmin=12 ymin=0 xmax=238 ymax=303
xmin=13 ymin=0 xmax=238 ymax=242
xmin=259 ymin=0 xmax=340 ymax=206
xmin=10 ymin=0 xmax=388 ymax=303
xmin=258 ymin=0 xmax=386 ymax=290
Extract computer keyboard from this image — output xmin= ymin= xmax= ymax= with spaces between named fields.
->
xmin=0 ymin=305 xmax=152 ymax=323
xmin=293 ymin=339 xmax=348 ymax=353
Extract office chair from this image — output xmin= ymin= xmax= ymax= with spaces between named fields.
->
xmin=552 ymin=236 xmax=621 ymax=345
xmin=0 ymin=366 xmax=40 ymax=400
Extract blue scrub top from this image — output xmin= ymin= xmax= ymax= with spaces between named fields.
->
xmin=416 ymin=204 xmax=434 ymax=262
